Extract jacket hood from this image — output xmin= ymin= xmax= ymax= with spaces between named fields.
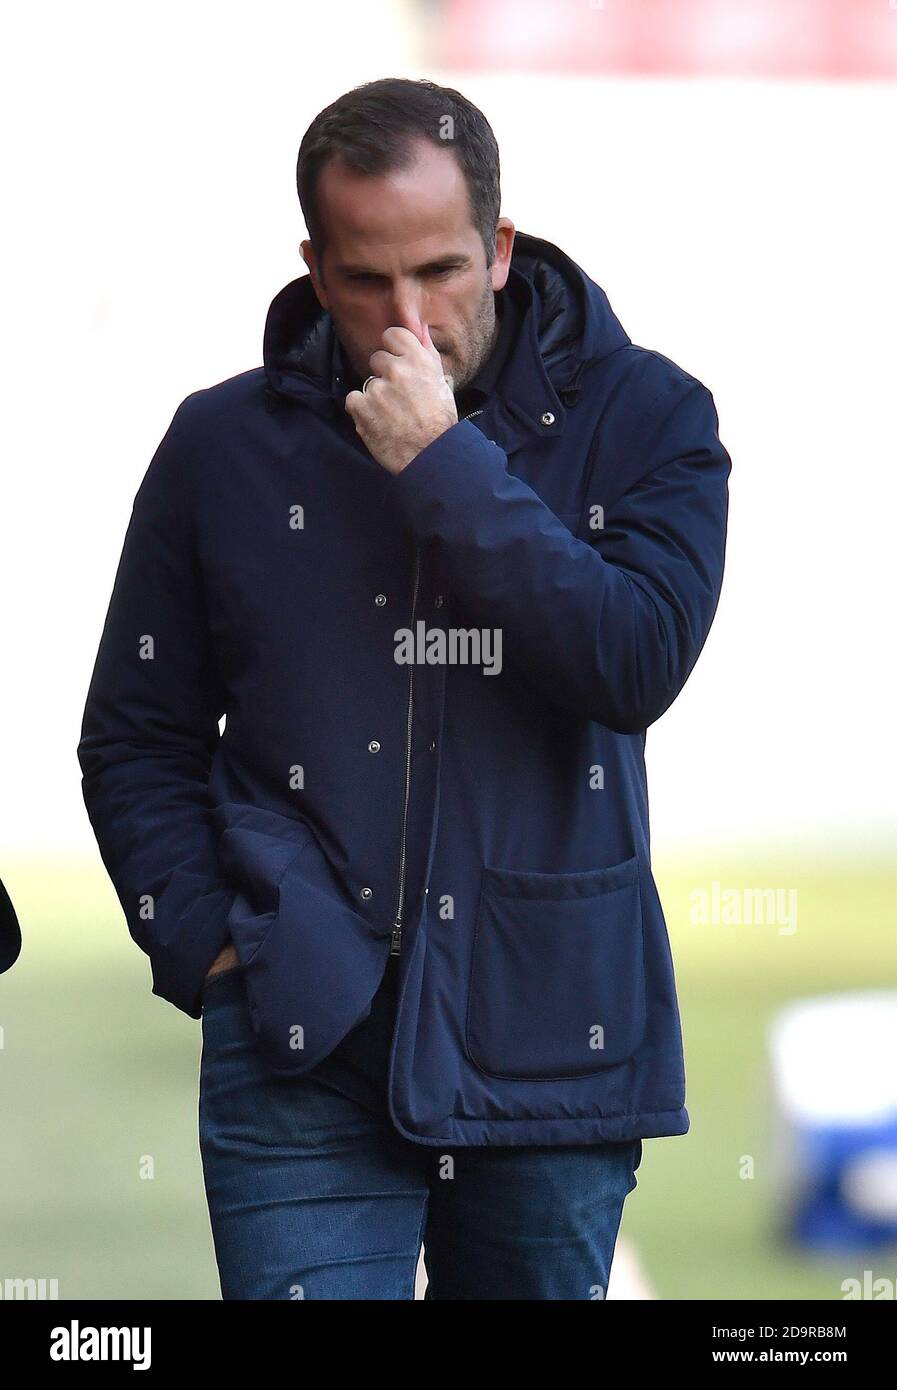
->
xmin=262 ymin=231 xmax=631 ymax=420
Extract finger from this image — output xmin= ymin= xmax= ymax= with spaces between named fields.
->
xmin=421 ymin=322 xmax=440 ymax=357
xmin=367 ymin=350 xmax=397 ymax=377
xmin=422 ymin=323 xmax=452 ymax=388
xmin=344 ymin=388 xmax=367 ymax=418
xmin=423 ymin=324 xmax=448 ymax=368
xmin=380 ymin=325 xmax=422 ymax=356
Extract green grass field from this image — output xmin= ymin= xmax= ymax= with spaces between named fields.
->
xmin=1 ymin=850 xmax=895 ymax=1299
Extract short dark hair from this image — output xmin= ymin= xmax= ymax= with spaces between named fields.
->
xmin=296 ymin=77 xmax=501 ymax=273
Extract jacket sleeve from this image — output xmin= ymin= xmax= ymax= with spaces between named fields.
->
xmin=77 ymin=399 xmax=236 ymax=1018
xmin=390 ymin=376 xmax=731 ymax=735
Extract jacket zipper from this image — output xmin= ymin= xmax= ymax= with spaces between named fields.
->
xmin=389 ymin=404 xmax=485 ymax=958
xmin=391 ymin=544 xmax=421 ymax=955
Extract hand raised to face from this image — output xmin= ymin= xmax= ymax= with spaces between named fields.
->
xmin=344 ymin=323 xmax=458 ymax=475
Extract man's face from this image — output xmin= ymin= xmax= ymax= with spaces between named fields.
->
xmin=301 ymin=139 xmax=515 ymax=393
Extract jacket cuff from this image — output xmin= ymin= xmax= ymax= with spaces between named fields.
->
xmin=147 ymin=880 xmax=238 ymax=1020
xmin=391 ymin=420 xmax=506 ymax=529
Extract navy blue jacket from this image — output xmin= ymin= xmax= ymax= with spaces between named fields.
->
xmin=77 ymin=232 xmax=731 ymax=1146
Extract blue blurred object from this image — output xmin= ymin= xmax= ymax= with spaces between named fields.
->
xmin=770 ymin=993 xmax=897 ymax=1251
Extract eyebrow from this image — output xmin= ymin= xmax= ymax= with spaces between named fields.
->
xmin=335 ymin=255 xmax=471 ymax=276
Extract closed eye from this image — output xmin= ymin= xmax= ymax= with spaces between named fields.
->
xmin=346 ymin=263 xmax=463 ymax=283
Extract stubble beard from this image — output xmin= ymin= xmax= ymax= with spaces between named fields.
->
xmin=442 ymin=278 xmax=497 ymax=394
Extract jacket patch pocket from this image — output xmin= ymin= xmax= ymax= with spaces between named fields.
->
xmin=465 ymin=855 xmax=646 ymax=1080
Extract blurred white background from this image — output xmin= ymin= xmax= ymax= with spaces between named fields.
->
xmin=2 ymin=0 xmax=895 ymax=860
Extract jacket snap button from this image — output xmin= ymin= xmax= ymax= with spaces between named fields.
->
xmin=541 ymin=411 xmax=555 ymax=426
xmin=368 ymin=740 xmax=380 ymax=753
xmin=434 ymin=593 xmax=444 ymax=608
xmin=428 ymin=740 xmax=437 ymax=751
xmin=360 ymin=887 xmax=373 ymax=901
xmin=374 ymin=594 xmax=387 ymax=606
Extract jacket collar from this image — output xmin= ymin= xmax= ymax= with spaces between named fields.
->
xmin=262 ymin=231 xmax=631 ymax=442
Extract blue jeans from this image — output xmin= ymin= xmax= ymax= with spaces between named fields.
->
xmin=198 ymin=967 xmax=642 ymax=1300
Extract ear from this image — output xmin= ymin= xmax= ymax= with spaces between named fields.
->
xmin=301 ymin=239 xmax=329 ymax=309
xmin=489 ymin=218 xmax=515 ymax=293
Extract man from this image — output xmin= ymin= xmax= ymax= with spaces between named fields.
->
xmin=77 ymin=77 xmax=731 ymax=1300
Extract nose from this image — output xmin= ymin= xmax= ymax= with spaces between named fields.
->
xmin=388 ymin=286 xmax=427 ymax=347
